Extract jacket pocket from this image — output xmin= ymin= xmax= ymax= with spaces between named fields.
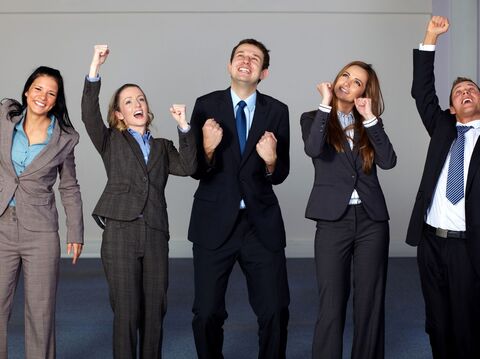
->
xmin=104 ymin=183 xmax=130 ymax=194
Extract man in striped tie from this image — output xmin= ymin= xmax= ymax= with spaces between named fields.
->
xmin=407 ymin=16 xmax=480 ymax=359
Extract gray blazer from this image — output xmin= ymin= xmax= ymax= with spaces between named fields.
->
xmin=0 ymin=99 xmax=84 ymax=243
xmin=81 ymin=79 xmax=197 ymax=233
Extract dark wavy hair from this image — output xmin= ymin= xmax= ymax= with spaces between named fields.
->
xmin=7 ymin=66 xmax=74 ymax=132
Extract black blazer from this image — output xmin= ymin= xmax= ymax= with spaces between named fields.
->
xmin=406 ymin=49 xmax=480 ymax=276
xmin=188 ymin=88 xmax=289 ymax=252
xmin=81 ymin=79 xmax=196 ymax=233
xmin=301 ymin=109 xmax=396 ymax=222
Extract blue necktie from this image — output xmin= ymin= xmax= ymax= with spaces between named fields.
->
xmin=445 ymin=125 xmax=473 ymax=204
xmin=236 ymin=100 xmax=247 ymax=154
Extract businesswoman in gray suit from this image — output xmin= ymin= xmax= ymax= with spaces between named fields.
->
xmin=301 ymin=61 xmax=396 ymax=359
xmin=81 ymin=45 xmax=196 ymax=359
xmin=0 ymin=66 xmax=84 ymax=359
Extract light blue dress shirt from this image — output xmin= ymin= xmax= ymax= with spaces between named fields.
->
xmin=9 ymin=114 xmax=55 ymax=206
xmin=127 ymin=128 xmax=152 ymax=164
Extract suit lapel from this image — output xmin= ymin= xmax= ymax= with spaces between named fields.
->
xmin=147 ymin=138 xmax=161 ymax=172
xmin=240 ymin=91 xmax=268 ymax=167
xmin=0 ymin=112 xmax=20 ymax=178
xmin=123 ymin=131 xmax=148 ymax=174
xmin=219 ymin=89 xmax=242 ymax=164
xmin=466 ymin=133 xmax=480 ymax=196
xmin=19 ymin=119 xmax=62 ymax=177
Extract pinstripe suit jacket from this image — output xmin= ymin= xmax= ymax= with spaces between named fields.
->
xmin=81 ymin=79 xmax=197 ymax=234
xmin=0 ymin=99 xmax=84 ymax=243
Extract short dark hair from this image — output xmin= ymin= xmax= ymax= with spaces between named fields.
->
xmin=449 ymin=77 xmax=480 ymax=106
xmin=230 ymin=39 xmax=270 ymax=70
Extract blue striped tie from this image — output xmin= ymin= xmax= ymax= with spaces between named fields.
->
xmin=236 ymin=100 xmax=247 ymax=154
xmin=445 ymin=125 xmax=473 ymax=204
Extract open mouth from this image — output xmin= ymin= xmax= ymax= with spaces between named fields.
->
xmin=34 ymin=101 xmax=46 ymax=107
xmin=462 ymin=98 xmax=473 ymax=105
xmin=238 ymin=67 xmax=251 ymax=74
xmin=134 ymin=110 xmax=144 ymax=119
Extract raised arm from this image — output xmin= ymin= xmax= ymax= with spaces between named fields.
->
xmin=167 ymin=104 xmax=197 ymax=176
xmin=81 ymin=45 xmax=111 ymax=154
xmin=411 ymin=16 xmax=450 ymax=136
xmin=301 ymin=82 xmax=332 ymax=158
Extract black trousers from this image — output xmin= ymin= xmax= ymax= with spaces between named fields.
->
xmin=101 ymin=218 xmax=169 ymax=359
xmin=418 ymin=227 xmax=480 ymax=359
xmin=192 ymin=210 xmax=290 ymax=359
xmin=312 ymin=204 xmax=389 ymax=359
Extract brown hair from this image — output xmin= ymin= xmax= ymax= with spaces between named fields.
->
xmin=327 ymin=61 xmax=384 ymax=174
xmin=107 ymin=83 xmax=154 ymax=131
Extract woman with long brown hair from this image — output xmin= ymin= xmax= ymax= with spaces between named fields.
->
xmin=301 ymin=61 xmax=396 ymax=359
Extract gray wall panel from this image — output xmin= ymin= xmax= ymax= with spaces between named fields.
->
xmin=0 ymin=5 xmax=447 ymax=257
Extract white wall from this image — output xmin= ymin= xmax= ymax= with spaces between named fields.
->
xmin=2 ymin=0 xmax=472 ymax=258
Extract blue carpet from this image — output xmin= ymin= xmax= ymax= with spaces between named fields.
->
xmin=7 ymin=258 xmax=431 ymax=358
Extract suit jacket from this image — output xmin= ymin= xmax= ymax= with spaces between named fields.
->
xmin=0 ymin=99 xmax=83 ymax=243
xmin=406 ymin=49 xmax=480 ymax=276
xmin=300 ymin=109 xmax=396 ymax=222
xmin=188 ymin=88 xmax=289 ymax=252
xmin=81 ymin=79 xmax=197 ymax=233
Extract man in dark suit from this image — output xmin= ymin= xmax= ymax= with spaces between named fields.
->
xmin=407 ymin=16 xmax=480 ymax=359
xmin=188 ymin=38 xmax=290 ymax=359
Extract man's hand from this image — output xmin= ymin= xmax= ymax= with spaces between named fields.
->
xmin=256 ymin=131 xmax=277 ymax=173
xmin=423 ymin=16 xmax=449 ymax=45
xmin=202 ymin=119 xmax=223 ymax=162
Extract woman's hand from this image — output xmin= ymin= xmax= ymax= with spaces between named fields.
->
xmin=89 ymin=45 xmax=110 ymax=78
xmin=169 ymin=104 xmax=189 ymax=130
xmin=354 ymin=97 xmax=375 ymax=121
xmin=316 ymin=82 xmax=333 ymax=106
xmin=67 ymin=243 xmax=83 ymax=264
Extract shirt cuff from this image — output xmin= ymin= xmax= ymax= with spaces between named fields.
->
xmin=318 ymin=104 xmax=332 ymax=113
xmin=86 ymin=75 xmax=100 ymax=82
xmin=419 ymin=43 xmax=436 ymax=51
xmin=363 ymin=117 xmax=378 ymax=127
xmin=178 ymin=124 xmax=191 ymax=133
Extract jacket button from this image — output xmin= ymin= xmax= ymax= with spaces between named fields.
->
xmin=15 ymin=178 xmax=19 ymax=184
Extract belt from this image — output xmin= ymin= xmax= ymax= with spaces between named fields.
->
xmin=424 ymin=223 xmax=467 ymax=239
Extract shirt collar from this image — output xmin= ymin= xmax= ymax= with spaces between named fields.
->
xmin=230 ymin=88 xmax=257 ymax=111
xmin=15 ymin=111 xmax=56 ymax=139
xmin=127 ymin=127 xmax=152 ymax=141
xmin=456 ymin=119 xmax=480 ymax=129
xmin=337 ymin=111 xmax=354 ymax=127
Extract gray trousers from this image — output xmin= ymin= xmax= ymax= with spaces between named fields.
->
xmin=101 ymin=217 xmax=169 ymax=359
xmin=0 ymin=206 xmax=60 ymax=359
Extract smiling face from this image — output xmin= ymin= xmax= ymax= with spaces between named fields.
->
xmin=115 ymin=86 xmax=150 ymax=133
xmin=228 ymin=43 xmax=268 ymax=88
xmin=24 ymin=75 xmax=58 ymax=118
xmin=333 ymin=65 xmax=368 ymax=111
xmin=449 ymin=80 xmax=480 ymax=123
